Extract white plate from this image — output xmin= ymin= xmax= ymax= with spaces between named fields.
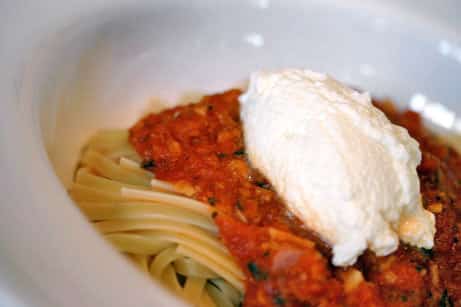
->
xmin=0 ymin=1 xmax=460 ymax=306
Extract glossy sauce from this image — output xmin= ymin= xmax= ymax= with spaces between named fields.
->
xmin=130 ymin=90 xmax=461 ymax=307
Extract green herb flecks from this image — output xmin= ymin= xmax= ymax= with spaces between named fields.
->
xmin=420 ymin=247 xmax=433 ymax=259
xmin=439 ymin=289 xmax=453 ymax=307
xmin=141 ymin=159 xmax=156 ymax=169
xmin=247 ymin=262 xmax=268 ymax=281
xmin=415 ymin=264 xmax=424 ymax=272
xmin=233 ymin=149 xmax=245 ymax=157
xmin=256 ymin=181 xmax=270 ymax=189
xmin=274 ymin=295 xmax=285 ymax=306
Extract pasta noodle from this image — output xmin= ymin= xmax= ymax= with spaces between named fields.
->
xmin=69 ymin=130 xmax=244 ymax=307
xmin=120 ymin=187 xmax=212 ymax=216
xmin=77 ymin=202 xmax=217 ymax=232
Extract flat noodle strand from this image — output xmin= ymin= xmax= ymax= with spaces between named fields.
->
xmin=199 ymin=289 xmax=217 ymax=307
xmin=121 ymin=187 xmax=212 ymax=216
xmin=174 ymin=257 xmax=218 ymax=279
xmin=78 ymin=201 xmax=217 ymax=233
xmin=69 ymin=183 xmax=124 ymax=202
xmin=75 ymin=168 xmax=150 ymax=192
xmin=106 ymin=233 xmax=174 ymax=255
xmin=176 ymin=245 xmax=245 ymax=293
xmin=206 ymin=283 xmax=234 ymax=307
xmin=135 ymin=231 xmax=239 ymax=278
xmin=183 ymin=276 xmax=207 ymax=306
xmin=210 ymin=279 xmax=242 ymax=305
xmin=149 ymin=247 xmax=181 ymax=278
xmin=82 ymin=150 xmax=152 ymax=186
xmin=95 ymin=219 xmax=226 ymax=253
xmin=162 ymin=264 xmax=183 ymax=295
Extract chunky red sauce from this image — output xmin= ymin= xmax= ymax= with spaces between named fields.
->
xmin=130 ymin=90 xmax=461 ymax=307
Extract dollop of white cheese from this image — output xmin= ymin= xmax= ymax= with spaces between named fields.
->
xmin=239 ymin=69 xmax=435 ymax=266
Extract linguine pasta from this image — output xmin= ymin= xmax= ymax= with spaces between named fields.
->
xmin=69 ymin=130 xmax=244 ymax=307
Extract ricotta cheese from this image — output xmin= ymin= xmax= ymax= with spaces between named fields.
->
xmin=239 ymin=69 xmax=435 ymax=266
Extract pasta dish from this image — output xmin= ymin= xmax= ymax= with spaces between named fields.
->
xmin=69 ymin=77 xmax=460 ymax=306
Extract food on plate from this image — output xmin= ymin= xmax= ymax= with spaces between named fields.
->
xmin=240 ymin=70 xmax=434 ymax=266
xmin=70 ymin=133 xmax=244 ymax=307
xmin=240 ymin=70 xmax=435 ymax=266
xmin=69 ymin=69 xmax=460 ymax=307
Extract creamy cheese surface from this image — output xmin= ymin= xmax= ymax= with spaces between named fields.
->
xmin=239 ymin=69 xmax=435 ymax=266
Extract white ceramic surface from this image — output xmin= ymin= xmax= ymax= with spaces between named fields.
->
xmin=0 ymin=1 xmax=460 ymax=306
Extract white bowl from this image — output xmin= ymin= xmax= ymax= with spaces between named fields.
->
xmin=0 ymin=1 xmax=460 ymax=306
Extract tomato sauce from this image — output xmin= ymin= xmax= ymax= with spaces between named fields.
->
xmin=130 ymin=90 xmax=461 ymax=306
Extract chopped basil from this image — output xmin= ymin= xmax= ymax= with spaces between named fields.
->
xmin=247 ymin=262 xmax=268 ymax=281
xmin=256 ymin=181 xmax=270 ymax=189
xmin=439 ymin=289 xmax=453 ymax=307
xmin=415 ymin=264 xmax=424 ymax=272
xmin=263 ymin=250 xmax=270 ymax=257
xmin=236 ymin=200 xmax=244 ymax=211
xmin=432 ymin=170 xmax=441 ymax=187
xmin=141 ymin=159 xmax=156 ymax=169
xmin=233 ymin=149 xmax=245 ymax=156
xmin=274 ymin=295 xmax=285 ymax=306
xmin=420 ymin=247 xmax=433 ymax=258
xmin=401 ymin=295 xmax=408 ymax=302
xmin=208 ymin=197 xmax=217 ymax=206
xmin=216 ymin=152 xmax=227 ymax=159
